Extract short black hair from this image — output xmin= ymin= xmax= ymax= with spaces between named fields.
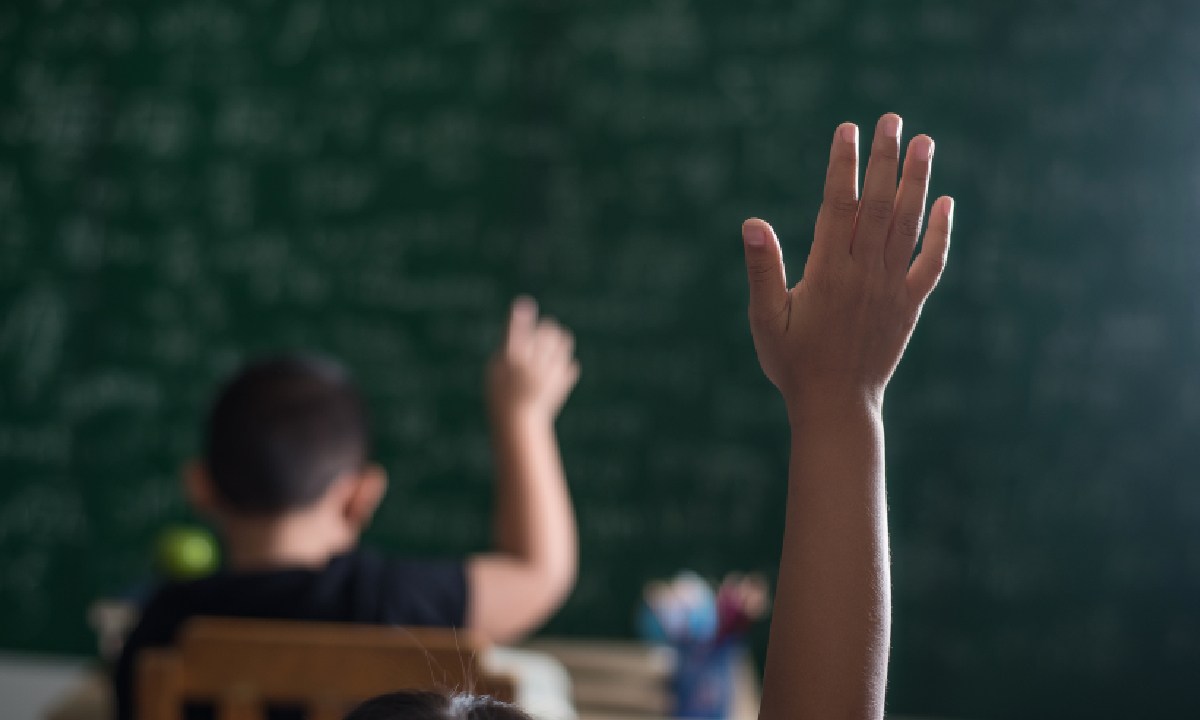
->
xmin=204 ymin=354 xmax=369 ymax=515
xmin=345 ymin=692 xmax=532 ymax=720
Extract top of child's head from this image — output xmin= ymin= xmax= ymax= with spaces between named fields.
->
xmin=184 ymin=354 xmax=389 ymax=568
xmin=345 ymin=691 xmax=532 ymax=720
xmin=202 ymin=354 xmax=369 ymax=514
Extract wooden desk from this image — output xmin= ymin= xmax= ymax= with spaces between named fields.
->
xmin=83 ymin=600 xmax=767 ymax=720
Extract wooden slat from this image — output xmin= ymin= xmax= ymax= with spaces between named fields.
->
xmin=137 ymin=649 xmax=186 ymax=720
xmin=309 ymin=698 xmax=348 ymax=720
xmin=215 ymin=691 xmax=261 ymax=720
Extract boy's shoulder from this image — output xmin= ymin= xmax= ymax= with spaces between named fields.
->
xmin=139 ymin=547 xmax=470 ymax=636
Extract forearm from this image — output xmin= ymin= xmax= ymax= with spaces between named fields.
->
xmin=470 ymin=299 xmax=580 ymax=643
xmin=490 ymin=407 xmax=578 ymax=591
xmin=745 ymin=115 xmax=948 ymax=720
xmin=760 ymin=396 xmax=890 ymax=720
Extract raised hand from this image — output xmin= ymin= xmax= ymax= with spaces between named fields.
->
xmin=742 ymin=113 xmax=953 ymax=410
xmin=487 ymin=296 xmax=580 ymax=420
xmin=473 ymin=297 xmax=580 ymax=643
xmin=750 ymin=114 xmax=955 ymax=720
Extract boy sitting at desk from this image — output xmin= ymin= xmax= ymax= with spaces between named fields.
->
xmin=113 ymin=298 xmax=580 ymax=720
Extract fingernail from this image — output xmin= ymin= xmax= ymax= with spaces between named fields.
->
xmin=514 ymin=295 xmax=537 ymax=315
xmin=883 ymin=114 xmax=901 ymax=139
xmin=744 ymin=224 xmax=767 ymax=247
xmin=944 ymin=197 xmax=955 ymax=229
xmin=912 ymin=136 xmax=933 ymax=161
xmin=840 ymin=123 xmax=857 ymax=143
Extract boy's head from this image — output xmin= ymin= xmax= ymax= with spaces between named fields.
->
xmin=186 ymin=355 xmax=387 ymax=552
xmin=203 ymin=355 xmax=368 ymax=514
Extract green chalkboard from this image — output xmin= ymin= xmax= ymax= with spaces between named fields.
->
xmin=3 ymin=1 xmax=1200 ymax=718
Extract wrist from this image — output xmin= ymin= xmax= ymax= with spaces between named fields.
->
xmin=784 ymin=387 xmax=883 ymax=430
xmin=489 ymin=400 xmax=555 ymax=428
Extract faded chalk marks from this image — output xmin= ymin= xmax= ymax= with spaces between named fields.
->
xmin=0 ymin=285 xmax=67 ymax=404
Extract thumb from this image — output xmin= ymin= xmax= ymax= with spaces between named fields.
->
xmin=742 ymin=218 xmax=789 ymax=328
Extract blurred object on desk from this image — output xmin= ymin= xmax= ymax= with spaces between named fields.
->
xmin=527 ymin=639 xmax=760 ymax=720
xmin=87 ymin=602 xmax=137 ymax=666
xmin=636 ymin=572 xmax=768 ymax=718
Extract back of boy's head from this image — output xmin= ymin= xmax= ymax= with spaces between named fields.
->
xmin=205 ymin=355 xmax=369 ymax=516
xmin=345 ymin=691 xmax=532 ymax=720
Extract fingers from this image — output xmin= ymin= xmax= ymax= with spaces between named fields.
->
xmin=852 ymin=113 xmax=903 ymax=260
xmin=742 ymin=218 xmax=790 ymax=332
xmin=533 ymin=319 xmax=574 ymax=368
xmin=532 ymin=319 xmax=580 ymax=405
xmin=906 ymin=196 xmax=954 ymax=303
xmin=812 ymin=122 xmax=860 ymax=260
xmin=505 ymin=296 xmax=538 ymax=359
xmin=560 ymin=359 xmax=582 ymax=396
xmin=505 ymin=295 xmax=575 ymax=369
xmin=885 ymin=134 xmax=935 ymax=272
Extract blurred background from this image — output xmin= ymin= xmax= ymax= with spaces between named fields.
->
xmin=2 ymin=0 xmax=1200 ymax=718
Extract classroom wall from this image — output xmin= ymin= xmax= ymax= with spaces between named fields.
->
xmin=2 ymin=1 xmax=1200 ymax=718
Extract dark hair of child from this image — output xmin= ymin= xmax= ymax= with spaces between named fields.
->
xmin=205 ymin=355 xmax=369 ymax=515
xmin=344 ymin=691 xmax=532 ymax=720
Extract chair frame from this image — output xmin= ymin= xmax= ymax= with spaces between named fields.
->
xmin=136 ymin=617 xmax=516 ymax=720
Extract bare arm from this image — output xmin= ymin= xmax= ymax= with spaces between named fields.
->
xmin=467 ymin=297 xmax=580 ymax=644
xmin=745 ymin=114 xmax=954 ymax=719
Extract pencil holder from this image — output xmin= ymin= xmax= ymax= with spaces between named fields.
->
xmin=671 ymin=640 xmax=736 ymax=719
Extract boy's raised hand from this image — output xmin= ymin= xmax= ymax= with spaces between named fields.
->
xmin=473 ymin=297 xmax=580 ymax=643
xmin=488 ymin=296 xmax=580 ymax=420
xmin=742 ymin=113 xmax=953 ymax=410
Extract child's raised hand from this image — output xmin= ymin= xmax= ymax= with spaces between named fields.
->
xmin=488 ymin=297 xmax=580 ymax=420
xmin=742 ymin=113 xmax=953 ymax=411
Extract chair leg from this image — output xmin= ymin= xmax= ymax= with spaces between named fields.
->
xmin=216 ymin=691 xmax=262 ymax=720
xmin=138 ymin=651 xmax=186 ymax=720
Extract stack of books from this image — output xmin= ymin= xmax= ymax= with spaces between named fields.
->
xmin=525 ymin=639 xmax=678 ymax=719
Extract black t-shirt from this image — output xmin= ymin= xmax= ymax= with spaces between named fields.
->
xmin=113 ymin=547 xmax=469 ymax=720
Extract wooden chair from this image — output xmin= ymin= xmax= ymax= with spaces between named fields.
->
xmin=137 ymin=617 xmax=517 ymax=720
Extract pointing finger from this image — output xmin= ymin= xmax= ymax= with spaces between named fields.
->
xmin=813 ymin=122 xmax=860 ymax=262
xmin=506 ymin=296 xmax=538 ymax=359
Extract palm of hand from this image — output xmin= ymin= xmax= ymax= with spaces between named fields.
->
xmin=488 ymin=297 xmax=580 ymax=419
xmin=744 ymin=114 xmax=953 ymax=408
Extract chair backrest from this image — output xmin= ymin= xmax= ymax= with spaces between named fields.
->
xmin=137 ymin=617 xmax=517 ymax=720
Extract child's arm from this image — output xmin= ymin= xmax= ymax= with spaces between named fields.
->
xmin=467 ymin=297 xmax=580 ymax=643
xmin=745 ymin=114 xmax=953 ymax=720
